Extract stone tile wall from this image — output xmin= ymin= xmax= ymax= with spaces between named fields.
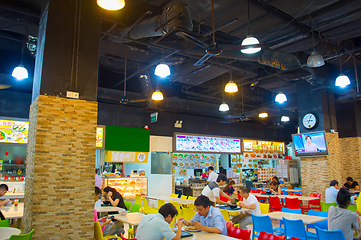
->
xmin=24 ymin=95 xmax=97 ymax=240
xmin=339 ymin=137 xmax=361 ymax=183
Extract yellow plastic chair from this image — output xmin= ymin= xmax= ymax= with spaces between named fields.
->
xmin=219 ymin=209 xmax=230 ymax=222
xmin=188 ymin=196 xmax=197 ymax=200
xmin=170 ymin=193 xmax=178 ymax=198
xmin=180 ymin=195 xmax=188 ymax=199
xmin=259 ymin=203 xmax=270 ymax=214
xmin=149 ymin=207 xmax=158 ymax=214
xmin=135 ymin=196 xmax=144 ymax=213
xmin=94 ymin=221 xmax=121 ymax=240
xmin=141 ymin=197 xmax=150 ymax=214
xmin=9 ymin=229 xmax=34 ymax=240
xmin=170 ymin=201 xmax=183 ymax=219
xmin=182 ymin=208 xmax=196 ymax=221
xmin=157 ymin=199 xmax=166 ymax=208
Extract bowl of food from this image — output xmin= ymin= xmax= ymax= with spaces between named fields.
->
xmin=118 ymin=210 xmax=128 ymax=216
xmin=229 ymin=203 xmax=238 ymax=209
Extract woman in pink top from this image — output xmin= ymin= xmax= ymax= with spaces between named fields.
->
xmin=95 ymin=187 xmax=112 ymax=232
xmin=201 ymin=168 xmax=209 ymax=179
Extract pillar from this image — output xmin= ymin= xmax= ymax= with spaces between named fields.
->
xmin=23 ymin=1 xmax=101 ymax=239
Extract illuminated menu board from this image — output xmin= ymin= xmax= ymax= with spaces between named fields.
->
xmin=96 ymin=125 xmax=105 ymax=150
xmin=174 ymin=133 xmax=241 ymax=153
xmin=0 ymin=119 xmax=29 ymax=144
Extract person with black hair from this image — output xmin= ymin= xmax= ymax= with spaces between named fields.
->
xmin=326 ymin=180 xmax=357 ymax=203
xmin=272 ymin=176 xmax=280 ymax=185
xmin=136 ymin=203 xmax=184 ymax=240
xmin=305 ymin=135 xmax=317 ymax=152
xmin=0 ymin=184 xmax=10 ymax=207
xmin=183 ymin=195 xmax=227 ymax=235
xmin=207 ymin=166 xmax=218 ymax=183
xmin=269 ymin=181 xmax=281 ymax=195
xmin=344 ymin=177 xmax=360 ymax=191
xmin=224 ymin=180 xmax=237 ymax=196
xmin=201 ymin=173 xmax=234 ymax=205
xmin=103 ymin=186 xmax=127 ymax=211
xmin=328 ymin=188 xmax=359 ymax=240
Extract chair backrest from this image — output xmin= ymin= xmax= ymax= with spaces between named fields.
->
xmin=220 ymin=194 xmax=230 ymax=203
xmin=180 ymin=195 xmax=188 ymax=199
xmin=141 ymin=197 xmax=149 ymax=213
xmin=307 ymin=210 xmax=328 ymax=230
xmin=121 ymin=232 xmax=137 ymax=240
xmin=149 ymin=207 xmax=158 ymax=214
xmin=94 ymin=221 xmax=103 ymax=240
xmin=9 ymin=229 xmax=34 ymax=240
xmin=285 ymin=197 xmax=301 ymax=209
xmin=170 ymin=193 xmax=178 ymax=198
xmin=281 ymin=190 xmax=288 ymax=195
xmin=258 ymin=231 xmax=286 ymax=240
xmin=237 ymin=192 xmax=243 ymax=202
xmin=124 ymin=200 xmax=132 ymax=211
xmin=251 ymin=214 xmax=274 ymax=239
xmin=282 ymin=207 xmax=301 ymax=214
xmin=135 ymin=196 xmax=142 ymax=206
xmin=228 ymin=225 xmax=251 ymax=240
xmin=308 ymin=210 xmax=328 ymax=217
xmin=226 ymin=221 xmax=234 ymax=233
xmin=157 ymin=199 xmax=166 ymax=208
xmin=320 ymin=201 xmax=337 ymax=211
xmin=310 ymin=193 xmax=321 ymax=198
xmin=283 ymin=217 xmax=307 ymax=239
xmin=259 ymin=203 xmax=270 ymax=214
xmin=250 ymin=189 xmax=259 ymax=193
xmin=0 ymin=219 xmax=10 ymax=227
xmin=130 ymin=202 xmax=141 ymax=213
xmin=316 ymin=226 xmax=345 ymax=240
xmin=219 ymin=209 xmax=230 ymax=222
xmin=289 ymin=238 xmax=304 ymax=240
xmin=347 ymin=204 xmax=357 ymax=212
xmin=269 ymin=196 xmax=282 ymax=210
xmin=294 ymin=187 xmax=302 ymax=190
xmin=188 ymin=196 xmax=197 ymax=200
xmin=182 ymin=208 xmax=196 ymax=221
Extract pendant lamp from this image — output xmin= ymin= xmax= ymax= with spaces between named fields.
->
xmin=281 ymin=116 xmax=290 ymax=122
xmin=335 ymin=47 xmax=350 ymax=88
xmin=97 ymin=0 xmax=125 ymax=11
xmin=151 ymin=89 xmax=164 ymax=101
xmin=12 ymin=27 xmax=28 ymax=80
xmin=219 ymin=103 xmax=229 ymax=112
xmin=259 ymin=112 xmax=268 ymax=118
xmin=275 ymin=93 xmax=287 ymax=104
xmin=241 ymin=0 xmax=261 ymax=54
xmin=307 ymin=16 xmax=324 ymax=67
xmin=154 ymin=63 xmax=170 ymax=78
xmin=225 ymin=61 xmax=238 ymax=93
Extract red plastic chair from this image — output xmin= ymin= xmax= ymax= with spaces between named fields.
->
xmin=269 ymin=196 xmax=283 ymax=212
xmin=301 ymin=193 xmax=321 ymax=213
xmin=226 ymin=221 xmax=234 ymax=232
xmin=220 ymin=192 xmax=230 ymax=202
xmin=120 ymin=233 xmax=137 ymax=240
xmin=290 ymin=192 xmax=302 ymax=196
xmin=290 ymin=237 xmax=303 ymax=240
xmin=250 ymin=189 xmax=260 ymax=193
xmin=237 ymin=192 xmax=243 ymax=202
xmin=258 ymin=231 xmax=286 ymax=240
xmin=228 ymin=225 xmax=252 ymax=240
xmin=257 ymin=191 xmax=267 ymax=203
xmin=285 ymin=197 xmax=302 ymax=209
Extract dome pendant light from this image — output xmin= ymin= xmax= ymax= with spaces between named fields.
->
xmin=219 ymin=103 xmax=229 ymax=112
xmin=151 ymin=89 xmax=164 ymax=101
xmin=335 ymin=45 xmax=350 ymax=88
xmin=97 ymin=0 xmax=125 ymax=11
xmin=241 ymin=0 xmax=261 ymax=54
xmin=306 ymin=16 xmax=324 ymax=68
xmin=154 ymin=63 xmax=170 ymax=78
xmin=225 ymin=61 xmax=238 ymax=93
xmin=12 ymin=27 xmax=28 ymax=80
xmin=275 ymin=92 xmax=287 ymax=104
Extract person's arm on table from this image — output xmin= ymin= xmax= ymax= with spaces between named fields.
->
xmin=171 ymin=218 xmax=184 ymax=240
xmin=239 ymin=202 xmax=256 ymax=210
xmin=107 ymin=192 xmax=120 ymax=207
xmin=194 ymin=220 xmax=222 ymax=234
xmin=0 ymin=199 xmax=11 ymax=207
xmin=277 ymin=187 xmax=282 ymax=195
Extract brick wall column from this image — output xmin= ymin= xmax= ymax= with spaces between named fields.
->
xmin=24 ymin=95 xmax=97 ymax=239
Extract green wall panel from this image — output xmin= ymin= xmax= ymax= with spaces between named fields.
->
xmin=105 ymin=126 xmax=150 ymax=152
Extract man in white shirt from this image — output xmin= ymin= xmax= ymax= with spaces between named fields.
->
xmin=231 ymin=187 xmax=261 ymax=230
xmin=207 ymin=166 xmax=218 ymax=183
xmin=325 ymin=180 xmax=356 ymax=203
xmin=202 ymin=174 xmax=234 ymax=205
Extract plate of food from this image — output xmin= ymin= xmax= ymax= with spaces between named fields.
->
xmin=0 ymin=130 xmax=6 ymax=142
xmin=185 ymin=226 xmax=201 ymax=232
xmin=184 ymin=162 xmax=190 ymax=167
xmin=9 ymin=132 xmax=24 ymax=142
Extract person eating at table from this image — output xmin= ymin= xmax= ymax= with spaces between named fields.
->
xmin=0 ymin=184 xmax=10 ymax=207
xmin=326 ymin=180 xmax=357 ymax=203
xmin=223 ymin=180 xmax=237 ymax=196
xmin=183 ymin=195 xmax=227 ymax=235
xmin=202 ymin=173 xmax=234 ymax=205
xmin=136 ymin=203 xmax=184 ymax=240
xmin=103 ymin=186 xmax=127 ymax=214
xmin=343 ymin=177 xmax=360 ymax=191
xmin=232 ymin=187 xmax=261 ymax=230
xmin=328 ymin=188 xmax=359 ymax=240
xmin=269 ymin=180 xmax=281 ymax=195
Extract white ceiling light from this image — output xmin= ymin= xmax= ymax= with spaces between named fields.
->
xmin=219 ymin=103 xmax=229 ymax=112
xmin=12 ymin=64 xmax=28 ymax=80
xmin=97 ymin=0 xmax=125 ymax=11
xmin=241 ymin=36 xmax=261 ymax=54
xmin=275 ymin=92 xmax=287 ymax=104
xmin=151 ymin=89 xmax=164 ymax=101
xmin=259 ymin=112 xmax=268 ymax=118
xmin=281 ymin=116 xmax=290 ymax=122
xmin=225 ymin=81 xmax=238 ymax=93
xmin=307 ymin=51 xmax=325 ymax=68
xmin=154 ymin=63 xmax=171 ymax=78
xmin=335 ymin=74 xmax=351 ymax=88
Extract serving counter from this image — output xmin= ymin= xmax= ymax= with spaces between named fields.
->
xmin=106 ymin=176 xmax=147 ymax=200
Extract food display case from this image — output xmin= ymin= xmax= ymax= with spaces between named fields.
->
xmin=106 ymin=176 xmax=148 ymax=200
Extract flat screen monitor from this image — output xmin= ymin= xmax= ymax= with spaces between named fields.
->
xmin=292 ymin=131 xmax=329 ymax=157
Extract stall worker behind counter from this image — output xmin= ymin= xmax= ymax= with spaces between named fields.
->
xmin=207 ymin=166 xmax=218 ymax=182
xmin=201 ymin=168 xmax=209 ymax=179
xmin=202 ymin=173 xmax=234 ymax=205
xmin=0 ymin=184 xmax=10 ymax=207
xmin=343 ymin=177 xmax=360 ymax=191
xmin=183 ymin=195 xmax=227 ymax=235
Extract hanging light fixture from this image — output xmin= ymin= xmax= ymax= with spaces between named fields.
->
xmin=335 ymin=45 xmax=350 ymax=88
xmin=219 ymin=103 xmax=229 ymax=112
xmin=259 ymin=112 xmax=268 ymax=118
xmin=97 ymin=0 xmax=125 ymax=11
xmin=12 ymin=27 xmax=28 ymax=80
xmin=225 ymin=60 xmax=238 ymax=93
xmin=241 ymin=0 xmax=261 ymax=54
xmin=275 ymin=93 xmax=287 ymax=104
xmin=306 ymin=16 xmax=324 ymax=68
xmin=154 ymin=63 xmax=170 ymax=78
xmin=151 ymin=89 xmax=164 ymax=101
xmin=281 ymin=116 xmax=290 ymax=122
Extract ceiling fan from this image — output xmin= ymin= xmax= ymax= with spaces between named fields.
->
xmin=220 ymin=86 xmax=250 ymax=123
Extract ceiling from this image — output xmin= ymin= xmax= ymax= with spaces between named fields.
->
xmin=0 ymin=0 xmax=360 ymax=127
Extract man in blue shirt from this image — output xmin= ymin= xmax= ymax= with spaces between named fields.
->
xmin=183 ymin=195 xmax=227 ymax=235
xmin=136 ymin=203 xmax=183 ymax=240
xmin=325 ymin=180 xmax=356 ymax=203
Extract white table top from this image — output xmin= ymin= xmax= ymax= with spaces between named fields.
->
xmin=95 ymin=206 xmax=125 ymax=213
xmin=283 ymin=189 xmax=303 ymax=192
xmin=260 ymin=212 xmax=327 ymax=224
xmin=145 ymin=196 xmax=194 ymax=205
xmin=0 ymin=227 xmax=21 ymax=240
xmin=113 ymin=212 xmax=145 ymax=226
xmin=253 ymin=193 xmax=318 ymax=201
xmin=0 ymin=203 xmax=24 ymax=219
xmin=0 ymin=192 xmax=24 ymax=199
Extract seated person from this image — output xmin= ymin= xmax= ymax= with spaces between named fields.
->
xmin=269 ymin=180 xmax=281 ymax=195
xmin=328 ymin=188 xmax=359 ymax=240
xmin=135 ymin=203 xmax=183 ymax=240
xmin=103 ymin=186 xmax=127 ymax=213
xmin=202 ymin=174 xmax=234 ymax=205
xmin=272 ymin=176 xmax=280 ymax=185
xmin=232 ymin=187 xmax=261 ymax=230
xmin=343 ymin=177 xmax=360 ymax=191
xmin=183 ymin=195 xmax=227 ymax=235
xmin=0 ymin=184 xmax=10 ymax=207
xmin=326 ymin=180 xmax=357 ymax=204
xmin=223 ymin=180 xmax=237 ymax=196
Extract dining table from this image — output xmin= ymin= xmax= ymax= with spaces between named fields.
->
xmin=253 ymin=193 xmax=318 ymax=201
xmin=95 ymin=206 xmax=125 ymax=213
xmin=113 ymin=212 xmax=145 ymax=232
xmin=260 ymin=212 xmax=327 ymax=224
xmin=0 ymin=203 xmax=24 ymax=228
xmin=190 ymin=230 xmax=240 ymax=239
xmin=145 ymin=196 xmax=195 ymax=205
xmin=0 ymin=227 xmax=21 ymax=240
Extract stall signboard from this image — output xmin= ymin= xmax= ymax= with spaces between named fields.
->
xmin=96 ymin=125 xmax=105 ymax=150
xmin=0 ymin=119 xmax=28 ymax=144
xmin=172 ymin=153 xmax=216 ymax=176
xmin=243 ymin=140 xmax=285 ymax=155
xmin=106 ymin=151 xmax=149 ymax=163
xmin=173 ymin=132 xmax=241 ymax=153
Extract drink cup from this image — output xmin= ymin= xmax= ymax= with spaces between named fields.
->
xmin=14 ymin=199 xmax=18 ymax=206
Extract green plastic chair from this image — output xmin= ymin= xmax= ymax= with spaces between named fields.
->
xmin=9 ymin=229 xmax=34 ymax=240
xmin=0 ymin=219 xmax=9 ymax=227
xmin=347 ymin=204 xmax=357 ymax=212
xmin=130 ymin=202 xmax=141 ymax=213
xmin=124 ymin=200 xmax=132 ymax=211
xmin=321 ymin=202 xmax=337 ymax=211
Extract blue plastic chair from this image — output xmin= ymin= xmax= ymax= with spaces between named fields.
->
xmin=264 ymin=188 xmax=270 ymax=191
xmin=315 ymin=226 xmax=345 ymax=240
xmin=294 ymin=187 xmax=302 ymax=190
xmin=280 ymin=187 xmax=288 ymax=190
xmin=283 ymin=217 xmax=317 ymax=240
xmin=251 ymin=187 xmax=258 ymax=191
xmin=274 ymin=208 xmax=302 ymax=234
xmin=307 ymin=210 xmax=328 ymax=230
xmin=251 ymin=214 xmax=284 ymax=240
xmin=281 ymin=190 xmax=288 ymax=195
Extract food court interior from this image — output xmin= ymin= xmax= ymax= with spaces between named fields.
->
xmin=0 ymin=0 xmax=361 ymax=239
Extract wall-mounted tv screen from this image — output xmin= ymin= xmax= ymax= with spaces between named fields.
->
xmin=292 ymin=131 xmax=329 ymax=157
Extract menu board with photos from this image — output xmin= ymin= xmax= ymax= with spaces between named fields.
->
xmin=258 ymin=168 xmax=277 ymax=181
xmin=172 ymin=153 xmax=216 ymax=176
xmin=174 ymin=133 xmax=241 ymax=153
xmin=243 ymin=140 xmax=285 ymax=154
xmin=96 ymin=125 xmax=105 ymax=149
xmin=0 ymin=119 xmax=28 ymax=144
